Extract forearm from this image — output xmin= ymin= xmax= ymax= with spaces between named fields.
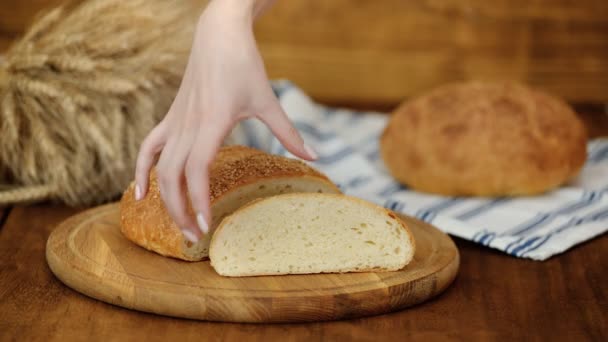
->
xmin=202 ymin=0 xmax=277 ymax=25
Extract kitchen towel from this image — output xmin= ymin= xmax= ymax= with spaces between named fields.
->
xmin=227 ymin=80 xmax=608 ymax=260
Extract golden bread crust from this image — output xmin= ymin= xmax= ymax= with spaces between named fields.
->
xmin=380 ymin=81 xmax=587 ymax=196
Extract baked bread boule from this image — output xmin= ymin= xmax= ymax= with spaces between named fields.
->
xmin=380 ymin=81 xmax=587 ymax=196
xmin=120 ymin=146 xmax=341 ymax=261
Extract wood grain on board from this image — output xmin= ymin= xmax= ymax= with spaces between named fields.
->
xmin=45 ymin=203 xmax=459 ymax=323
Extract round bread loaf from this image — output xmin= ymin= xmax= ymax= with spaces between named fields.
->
xmin=380 ymin=82 xmax=587 ymax=196
xmin=120 ymin=146 xmax=341 ymax=261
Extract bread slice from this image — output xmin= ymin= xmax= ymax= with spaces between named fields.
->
xmin=209 ymin=193 xmax=415 ymax=277
xmin=120 ymin=146 xmax=341 ymax=261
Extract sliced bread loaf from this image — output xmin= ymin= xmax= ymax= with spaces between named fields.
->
xmin=120 ymin=146 xmax=341 ymax=261
xmin=209 ymin=193 xmax=415 ymax=276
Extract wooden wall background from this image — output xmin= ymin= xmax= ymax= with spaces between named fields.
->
xmin=1 ymin=0 xmax=607 ymax=134
xmin=256 ymin=0 xmax=608 ymax=108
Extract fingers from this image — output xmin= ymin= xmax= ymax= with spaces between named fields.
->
xmin=185 ymin=118 xmax=232 ymax=235
xmin=156 ymin=129 xmax=201 ymax=243
xmin=154 ymin=115 xmax=231 ymax=243
xmin=134 ymin=120 xmax=169 ymax=200
xmin=257 ymin=99 xmax=317 ymax=161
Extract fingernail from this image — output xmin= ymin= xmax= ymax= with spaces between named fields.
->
xmin=134 ymin=184 xmax=142 ymax=201
xmin=183 ymin=230 xmax=199 ymax=243
xmin=196 ymin=212 xmax=209 ymax=234
xmin=304 ymin=143 xmax=318 ymax=160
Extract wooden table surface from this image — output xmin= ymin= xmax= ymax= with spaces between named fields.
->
xmin=0 ymin=204 xmax=605 ymax=341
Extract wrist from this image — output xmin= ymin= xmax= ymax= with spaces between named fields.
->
xmin=204 ymin=0 xmax=256 ymax=25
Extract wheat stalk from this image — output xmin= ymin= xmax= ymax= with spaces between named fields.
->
xmin=0 ymin=0 xmax=204 ymax=206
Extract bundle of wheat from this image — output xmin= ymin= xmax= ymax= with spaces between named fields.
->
xmin=0 ymin=0 xmax=203 ymax=206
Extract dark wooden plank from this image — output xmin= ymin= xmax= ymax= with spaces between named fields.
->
xmin=0 ymin=0 xmax=64 ymax=37
xmin=2 ymin=1 xmax=608 ymax=105
xmin=0 ymin=204 xmax=606 ymax=341
xmin=0 ymin=207 xmax=9 ymax=231
xmin=255 ymin=0 xmax=608 ymax=105
xmin=575 ymin=105 xmax=608 ymax=139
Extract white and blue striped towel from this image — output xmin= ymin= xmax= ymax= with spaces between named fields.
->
xmin=227 ymin=80 xmax=608 ymax=261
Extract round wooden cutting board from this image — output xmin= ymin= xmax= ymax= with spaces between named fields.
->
xmin=46 ymin=203 xmax=459 ymax=323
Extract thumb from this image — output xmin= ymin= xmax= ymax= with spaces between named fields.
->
xmin=257 ymin=100 xmax=317 ymax=161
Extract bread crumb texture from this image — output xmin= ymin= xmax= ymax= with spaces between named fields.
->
xmin=209 ymin=193 xmax=415 ymax=277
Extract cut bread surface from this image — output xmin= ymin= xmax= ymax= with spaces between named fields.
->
xmin=181 ymin=176 xmax=342 ymax=260
xmin=209 ymin=193 xmax=415 ymax=277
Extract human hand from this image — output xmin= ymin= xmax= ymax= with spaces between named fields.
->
xmin=133 ymin=0 xmax=317 ymax=242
